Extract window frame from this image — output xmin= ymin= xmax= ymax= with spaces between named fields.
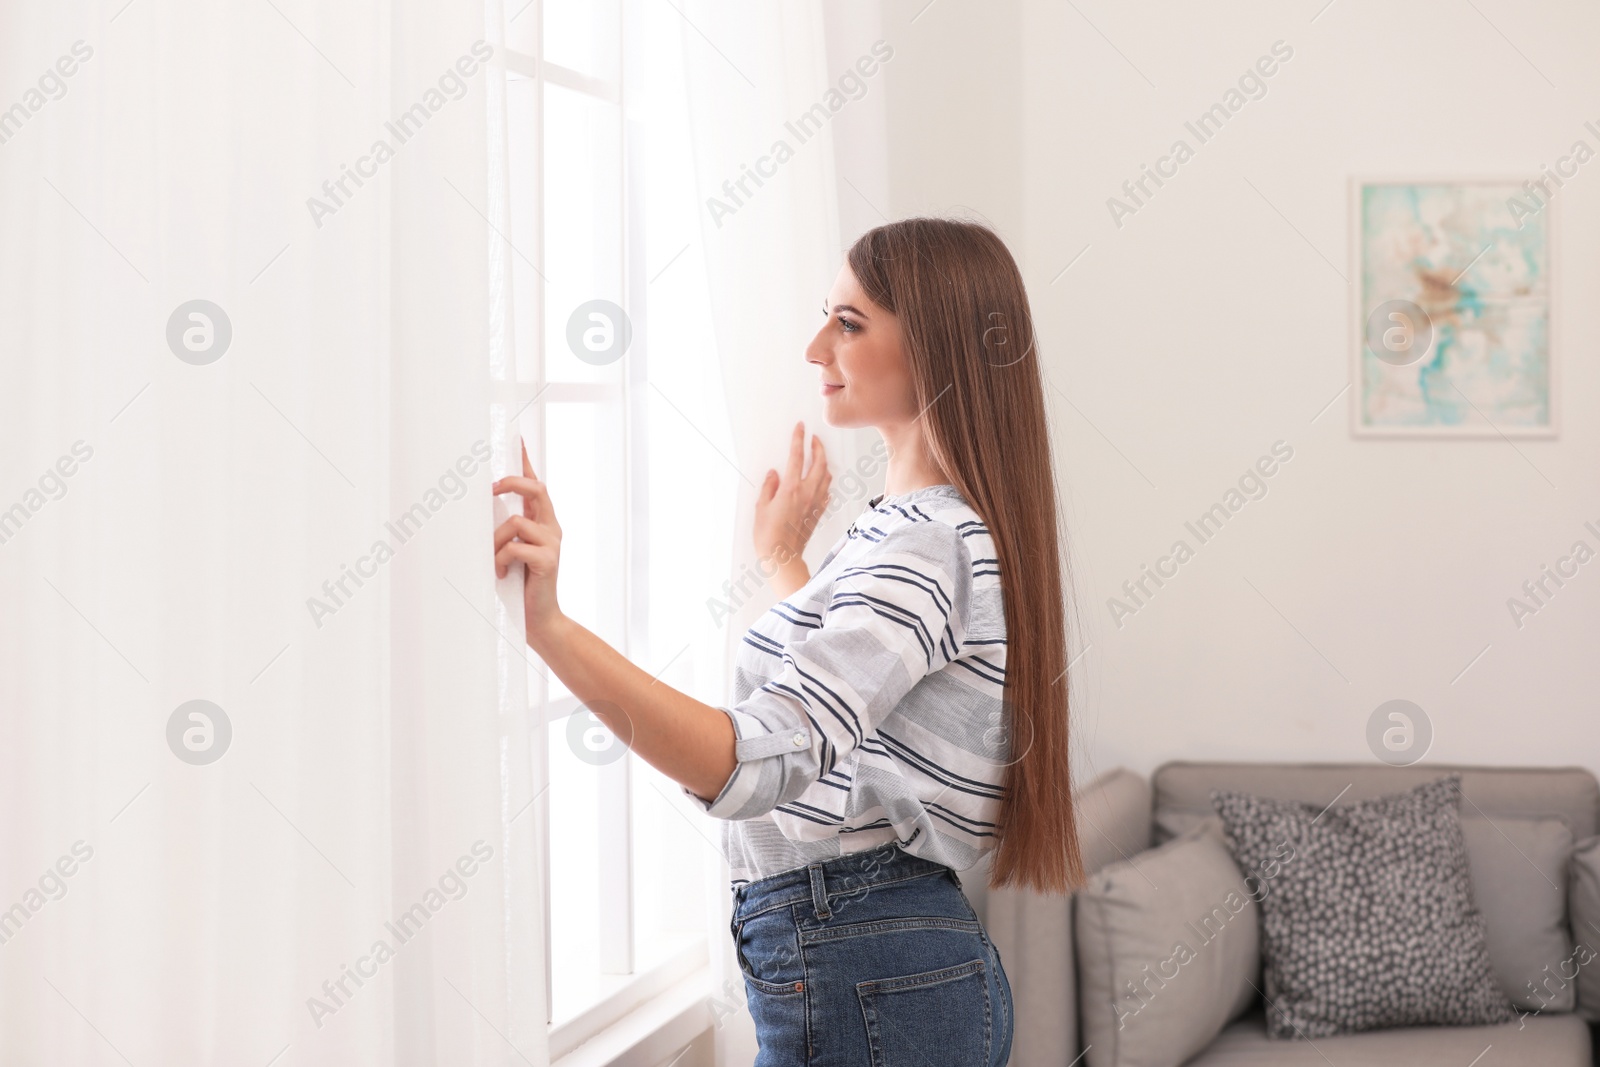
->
xmin=499 ymin=0 xmax=707 ymax=1043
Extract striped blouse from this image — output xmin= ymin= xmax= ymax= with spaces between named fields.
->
xmin=683 ymin=482 xmax=1010 ymax=888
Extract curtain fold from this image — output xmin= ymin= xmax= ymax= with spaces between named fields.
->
xmin=0 ymin=1 xmax=546 ymax=1064
xmin=676 ymin=2 xmax=871 ymax=1061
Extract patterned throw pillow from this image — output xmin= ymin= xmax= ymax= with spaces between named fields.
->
xmin=1209 ymin=773 xmax=1516 ymax=1039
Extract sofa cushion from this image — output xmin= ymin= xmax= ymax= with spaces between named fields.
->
xmin=1210 ymin=773 xmax=1515 ymax=1039
xmin=1165 ymin=812 xmax=1579 ymax=1014
xmin=987 ymin=766 xmax=1152 ymax=1067
xmin=1154 ymin=762 xmax=1600 ymax=846
xmin=1075 ymin=820 xmax=1259 ymax=1067
xmin=1460 ymin=816 xmax=1574 ymax=1011
xmin=1184 ymin=1005 xmax=1590 ymax=1067
xmin=1566 ymin=834 xmax=1600 ymax=1020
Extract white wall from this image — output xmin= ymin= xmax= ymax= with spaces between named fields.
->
xmin=853 ymin=0 xmax=1600 ymax=793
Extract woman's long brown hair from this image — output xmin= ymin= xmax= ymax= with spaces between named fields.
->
xmin=847 ymin=217 xmax=1085 ymax=894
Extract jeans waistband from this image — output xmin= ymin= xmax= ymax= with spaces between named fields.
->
xmin=731 ymin=843 xmax=956 ymax=923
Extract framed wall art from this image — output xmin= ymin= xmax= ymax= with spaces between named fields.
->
xmin=1350 ymin=176 xmax=1556 ymax=438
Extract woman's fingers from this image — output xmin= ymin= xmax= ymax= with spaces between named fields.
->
xmin=783 ymin=421 xmax=805 ymax=486
xmin=802 ymin=434 xmax=829 ymax=490
xmin=797 ymin=436 xmax=830 ymax=531
xmin=490 ymin=440 xmax=563 ymax=595
xmin=505 ymin=473 xmax=559 ymax=529
xmin=488 ymin=439 xmax=548 ymax=516
xmin=493 ymin=474 xmax=549 ymax=515
xmin=494 ymin=514 xmax=552 ymax=553
xmin=495 ymin=539 xmax=553 ymax=577
xmin=493 ymin=474 xmax=545 ymax=495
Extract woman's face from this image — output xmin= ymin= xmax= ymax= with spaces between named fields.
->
xmin=806 ymin=263 xmax=918 ymax=429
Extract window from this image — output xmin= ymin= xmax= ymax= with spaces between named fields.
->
xmin=498 ymin=0 xmax=720 ymax=1046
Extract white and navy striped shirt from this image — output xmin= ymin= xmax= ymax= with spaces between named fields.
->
xmin=685 ymin=483 xmax=1010 ymax=888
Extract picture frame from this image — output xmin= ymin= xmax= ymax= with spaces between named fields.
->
xmin=1348 ymin=175 xmax=1558 ymax=438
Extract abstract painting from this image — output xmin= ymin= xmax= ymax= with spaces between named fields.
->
xmin=1352 ymin=179 xmax=1554 ymax=437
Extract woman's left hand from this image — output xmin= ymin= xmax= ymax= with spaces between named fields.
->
xmin=492 ymin=442 xmax=563 ymax=644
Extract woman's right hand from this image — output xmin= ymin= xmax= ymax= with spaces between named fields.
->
xmin=493 ymin=441 xmax=564 ymax=646
xmin=753 ymin=421 xmax=831 ymax=594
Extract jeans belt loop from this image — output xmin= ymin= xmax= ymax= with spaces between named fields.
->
xmin=807 ymin=862 xmax=831 ymax=921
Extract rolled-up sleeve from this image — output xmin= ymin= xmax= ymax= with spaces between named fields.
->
xmin=683 ymin=520 xmax=971 ymax=821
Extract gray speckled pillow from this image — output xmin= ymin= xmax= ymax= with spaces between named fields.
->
xmin=1210 ymin=773 xmax=1515 ymax=1039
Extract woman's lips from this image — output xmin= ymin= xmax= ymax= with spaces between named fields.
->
xmin=820 ymin=382 xmax=843 ymax=395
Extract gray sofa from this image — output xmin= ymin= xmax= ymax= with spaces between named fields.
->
xmin=985 ymin=761 xmax=1600 ymax=1066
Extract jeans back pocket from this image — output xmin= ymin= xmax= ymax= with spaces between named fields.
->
xmin=856 ymin=957 xmax=992 ymax=1067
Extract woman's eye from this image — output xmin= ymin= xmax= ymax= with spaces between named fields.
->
xmin=837 ymin=316 xmax=858 ymax=332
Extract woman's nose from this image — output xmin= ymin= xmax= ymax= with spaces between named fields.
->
xmin=805 ymin=333 xmax=830 ymax=367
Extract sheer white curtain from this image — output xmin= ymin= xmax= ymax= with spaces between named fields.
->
xmin=673 ymin=2 xmax=881 ymax=1062
xmin=0 ymin=1 xmax=546 ymax=1064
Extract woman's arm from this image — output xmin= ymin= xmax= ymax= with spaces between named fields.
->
xmin=767 ymin=560 xmax=811 ymax=601
xmin=530 ymin=613 xmax=736 ymax=803
xmin=493 ymin=446 xmax=735 ymax=802
xmin=492 ymin=428 xmax=830 ymax=804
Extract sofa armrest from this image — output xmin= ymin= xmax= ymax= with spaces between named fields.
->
xmin=986 ymin=766 xmax=1152 ymax=1065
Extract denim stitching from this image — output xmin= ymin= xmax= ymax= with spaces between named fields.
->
xmin=799 ymin=904 xmax=815 ymax=1063
xmin=735 ymin=904 xmax=807 ymax=997
xmin=854 ymin=958 xmax=992 ymax=1066
xmin=856 ymin=956 xmax=987 ymax=993
xmin=802 ymin=915 xmax=984 ymax=945
xmin=812 ymin=866 xmax=950 ymax=907
xmin=988 ymin=931 xmax=1010 ymax=1062
xmin=983 ymin=957 xmax=993 ymax=1066
xmin=735 ymin=866 xmax=947 ymax=925
xmin=808 ymin=863 xmax=831 ymax=920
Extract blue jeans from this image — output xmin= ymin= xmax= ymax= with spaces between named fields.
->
xmin=729 ymin=842 xmax=1013 ymax=1066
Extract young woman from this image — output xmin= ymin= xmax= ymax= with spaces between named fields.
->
xmin=492 ymin=217 xmax=1084 ymax=1065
